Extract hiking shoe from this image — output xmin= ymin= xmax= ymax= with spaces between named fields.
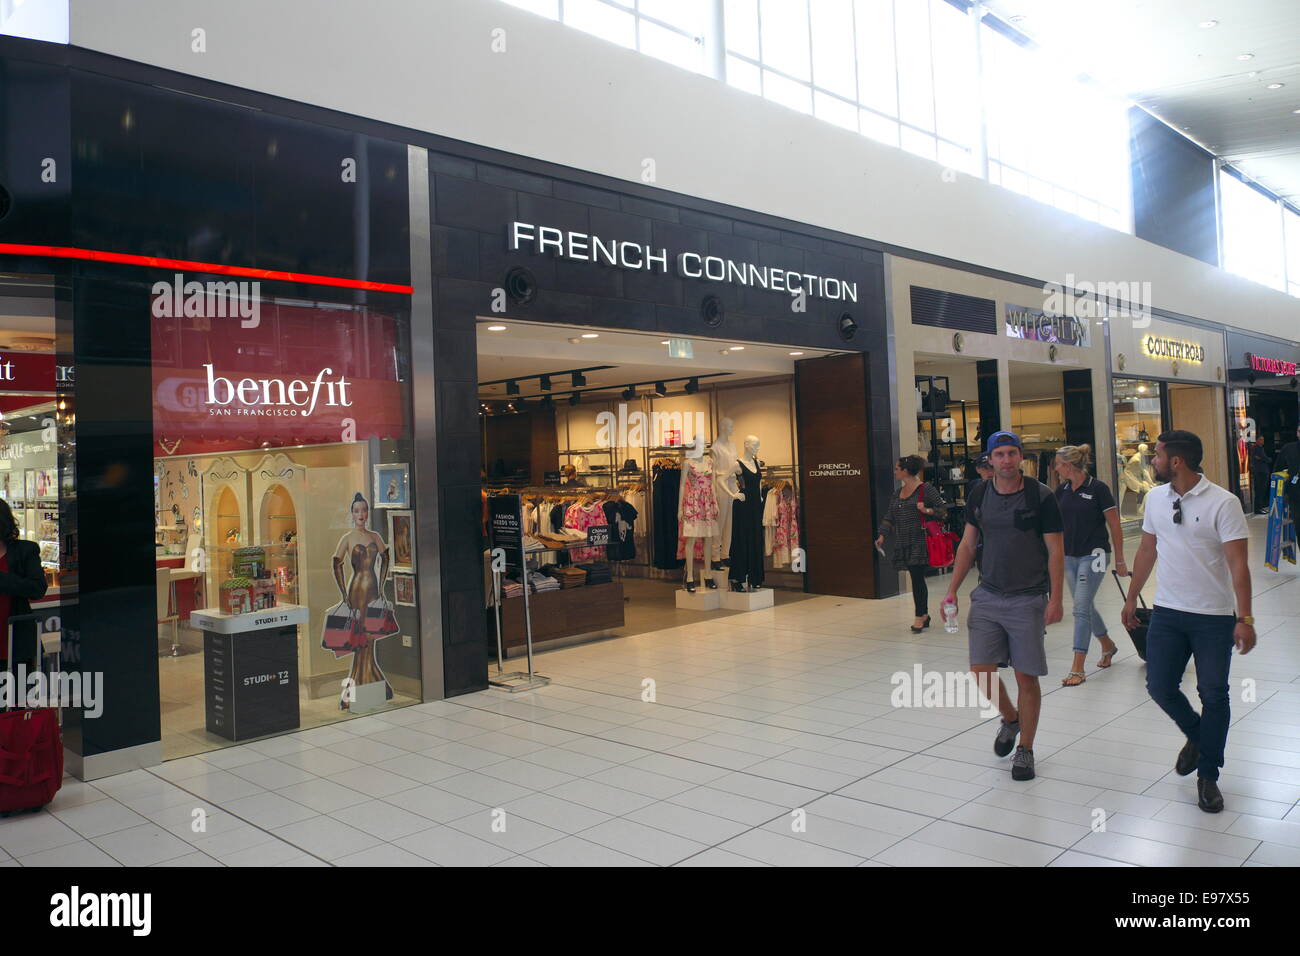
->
xmin=1011 ymin=746 xmax=1035 ymax=781
xmin=993 ymin=718 xmax=1020 ymax=757
xmin=1175 ymin=738 xmax=1199 ymax=776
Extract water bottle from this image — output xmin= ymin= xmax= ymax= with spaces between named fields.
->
xmin=942 ymin=600 xmax=959 ymax=634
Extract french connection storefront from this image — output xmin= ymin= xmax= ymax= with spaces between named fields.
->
xmin=0 ymin=36 xmax=894 ymax=777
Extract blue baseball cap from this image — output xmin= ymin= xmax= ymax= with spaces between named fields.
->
xmin=986 ymin=430 xmax=1023 ymax=452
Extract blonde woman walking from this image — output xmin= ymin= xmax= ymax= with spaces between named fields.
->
xmin=1053 ymin=445 xmax=1126 ymax=686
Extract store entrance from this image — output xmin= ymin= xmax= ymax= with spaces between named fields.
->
xmin=0 ymin=276 xmax=68 ymax=671
xmin=1232 ymin=385 xmax=1299 ymax=513
xmin=477 ymin=320 xmax=827 ymax=659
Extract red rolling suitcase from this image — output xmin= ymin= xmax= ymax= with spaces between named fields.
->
xmin=0 ymin=614 xmax=63 ymax=816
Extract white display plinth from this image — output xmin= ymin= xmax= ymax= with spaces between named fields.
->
xmin=708 ymin=569 xmax=728 ymax=590
xmin=720 ymin=587 xmax=774 ymax=611
xmin=349 ymin=680 xmax=388 ymax=713
xmin=675 ymin=588 xmax=721 ymax=611
xmin=190 ymin=604 xmax=308 ymax=634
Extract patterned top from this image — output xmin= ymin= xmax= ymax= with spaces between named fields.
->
xmin=877 ymin=482 xmax=948 ymax=570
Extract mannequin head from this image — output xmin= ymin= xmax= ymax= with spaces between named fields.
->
xmin=717 ymin=417 xmax=734 ymax=440
xmin=350 ymin=492 xmax=371 ymax=531
xmin=743 ymin=435 xmax=760 ymax=458
xmin=1137 ymin=442 xmax=1149 ymax=455
xmin=685 ymin=433 xmax=705 ymax=460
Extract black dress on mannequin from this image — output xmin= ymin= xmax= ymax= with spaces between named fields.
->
xmin=728 ymin=460 xmax=764 ymax=590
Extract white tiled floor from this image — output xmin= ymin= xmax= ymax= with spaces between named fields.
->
xmin=3 ymin=521 xmax=1298 ymax=867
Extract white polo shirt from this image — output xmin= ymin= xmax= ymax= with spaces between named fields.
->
xmin=1141 ymin=475 xmax=1249 ymax=616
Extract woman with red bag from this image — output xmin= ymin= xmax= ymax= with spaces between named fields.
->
xmin=876 ymin=456 xmax=948 ymax=633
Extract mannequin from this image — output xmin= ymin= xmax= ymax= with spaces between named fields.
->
xmin=710 ymin=417 xmax=742 ymax=570
xmin=677 ymin=435 xmax=719 ymax=592
xmin=1122 ymin=443 xmax=1156 ymax=516
xmin=728 ymin=435 xmax=765 ymax=592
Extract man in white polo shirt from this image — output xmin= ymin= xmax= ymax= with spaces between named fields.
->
xmin=1122 ymin=430 xmax=1255 ymax=813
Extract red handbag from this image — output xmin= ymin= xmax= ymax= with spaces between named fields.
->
xmin=919 ymin=484 xmax=957 ymax=569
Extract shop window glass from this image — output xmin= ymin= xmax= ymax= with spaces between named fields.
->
xmin=900 ymin=126 xmax=937 ymax=163
xmin=930 ymin=0 xmax=977 ymax=151
xmin=1113 ymin=378 xmax=1162 ymax=522
xmin=859 ymin=108 xmax=899 ymax=147
xmin=639 ymin=0 xmax=706 ymax=34
xmin=151 ymin=293 xmax=420 ymax=757
xmin=814 ymin=89 xmax=859 ymax=132
xmin=894 ymin=0 xmax=934 ymax=132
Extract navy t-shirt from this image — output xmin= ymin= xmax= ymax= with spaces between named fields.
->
xmin=1055 ymin=476 xmax=1116 ymax=557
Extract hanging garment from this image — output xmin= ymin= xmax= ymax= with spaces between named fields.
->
xmin=773 ymin=485 xmax=801 ymax=567
xmin=564 ymin=501 xmax=607 ymax=563
xmin=762 ymin=485 xmax=779 ymax=556
xmin=603 ymin=499 xmax=638 ymax=562
xmin=728 ymin=460 xmax=765 ymax=588
xmin=652 ymin=465 xmax=685 ymax=570
xmin=680 ymin=457 xmax=719 ymax=538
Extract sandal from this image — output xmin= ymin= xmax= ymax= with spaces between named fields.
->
xmin=1061 ymin=671 xmax=1086 ymax=687
xmin=1096 ymin=641 xmax=1116 ymax=669
xmin=910 ymin=615 xmax=931 ymax=634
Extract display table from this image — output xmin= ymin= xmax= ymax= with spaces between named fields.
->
xmin=192 ymin=604 xmax=307 ymax=742
xmin=494 ymin=582 xmax=624 ymax=652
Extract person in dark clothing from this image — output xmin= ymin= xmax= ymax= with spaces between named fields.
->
xmin=0 ymin=498 xmax=49 ymax=667
xmin=1249 ymin=436 xmax=1271 ymax=514
xmin=965 ymin=455 xmax=993 ymax=503
xmin=876 ymin=455 xmax=948 ymax=633
xmin=1272 ymin=425 xmax=1300 ymax=518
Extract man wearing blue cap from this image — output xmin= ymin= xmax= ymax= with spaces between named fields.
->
xmin=943 ymin=430 xmax=1065 ymax=781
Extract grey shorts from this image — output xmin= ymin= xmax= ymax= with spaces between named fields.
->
xmin=967 ymin=584 xmax=1049 ymax=676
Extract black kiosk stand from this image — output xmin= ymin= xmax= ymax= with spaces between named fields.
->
xmin=191 ymin=604 xmax=307 ymax=742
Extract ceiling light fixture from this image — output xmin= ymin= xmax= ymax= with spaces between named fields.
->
xmin=487 ymin=324 xmax=507 ymax=332
xmin=685 ymin=377 xmax=699 ymax=395
xmin=1237 ymin=53 xmax=1254 ymax=61
xmin=539 ymin=375 xmax=552 ymax=391
xmin=660 ymin=340 xmax=670 ymax=345
xmin=571 ymin=371 xmax=586 ymax=387
xmin=540 ymin=394 xmax=554 ymax=409
xmin=569 ymin=392 xmax=581 ymax=406
xmin=1199 ymin=19 xmax=1218 ymax=28
xmin=622 ymin=386 xmax=636 ymax=401
xmin=729 ymin=346 xmax=744 ymax=351
xmin=505 ymin=380 xmax=520 ymax=395
xmin=581 ymin=333 xmax=599 ymax=339
xmin=654 ymin=381 xmax=667 ymax=396
xmin=789 ymin=351 xmax=804 ymax=356
xmin=1267 ymin=83 xmax=1285 ymax=90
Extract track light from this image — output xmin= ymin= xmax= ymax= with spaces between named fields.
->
xmin=571 ymin=371 xmax=586 ymax=387
xmin=506 ymin=380 xmax=520 ymax=395
xmin=655 ymin=381 xmax=667 ymax=396
xmin=569 ymin=392 xmax=581 ymax=406
xmin=539 ymin=375 xmax=552 ymax=391
xmin=622 ymin=386 xmax=636 ymax=401
xmin=684 ymin=377 xmax=699 ymax=395
xmin=540 ymin=394 xmax=554 ymax=409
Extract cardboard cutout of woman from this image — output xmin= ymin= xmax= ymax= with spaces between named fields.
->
xmin=321 ymin=492 xmax=400 ymax=709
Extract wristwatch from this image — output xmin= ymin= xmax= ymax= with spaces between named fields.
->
xmin=1236 ymin=616 xmax=1254 ymax=626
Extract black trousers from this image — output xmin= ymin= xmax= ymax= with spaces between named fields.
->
xmin=908 ymin=565 xmax=930 ymax=618
xmin=1251 ymin=470 xmax=1270 ymax=512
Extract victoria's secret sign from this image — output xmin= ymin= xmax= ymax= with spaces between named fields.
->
xmin=1247 ymin=352 xmax=1298 ymax=376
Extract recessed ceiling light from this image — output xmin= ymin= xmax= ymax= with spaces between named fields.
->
xmin=660 ymin=340 xmax=670 ymax=345
xmin=1293 ymin=108 xmax=1300 ymax=114
xmin=581 ymin=333 xmax=599 ymax=339
xmin=729 ymin=346 xmax=744 ymax=351
xmin=487 ymin=324 xmax=507 ymax=332
xmin=789 ymin=351 xmax=804 ymax=356
xmin=1237 ymin=53 xmax=1254 ymax=61
xmin=1267 ymin=83 xmax=1285 ymax=90
xmin=1199 ymin=19 xmax=1218 ymax=28
xmin=1248 ymin=71 xmax=1259 ymax=78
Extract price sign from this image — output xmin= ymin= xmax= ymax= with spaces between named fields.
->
xmin=488 ymin=494 xmax=525 ymax=573
xmin=586 ymin=524 xmax=610 ymax=547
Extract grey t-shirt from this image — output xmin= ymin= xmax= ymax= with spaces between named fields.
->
xmin=969 ymin=479 xmax=1063 ymax=595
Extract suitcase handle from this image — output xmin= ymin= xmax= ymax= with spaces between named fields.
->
xmin=1112 ymin=569 xmax=1147 ymax=609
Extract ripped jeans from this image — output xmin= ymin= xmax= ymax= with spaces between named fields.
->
xmin=1063 ymin=554 xmax=1109 ymax=655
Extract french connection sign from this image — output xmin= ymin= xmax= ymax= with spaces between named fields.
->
xmin=509 ymin=221 xmax=859 ymax=302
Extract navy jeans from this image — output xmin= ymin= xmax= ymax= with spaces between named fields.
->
xmin=1145 ymin=606 xmax=1235 ymax=781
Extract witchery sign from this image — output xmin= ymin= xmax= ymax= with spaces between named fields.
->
xmin=509 ymin=221 xmax=859 ymax=303
xmin=1004 ymin=304 xmax=1090 ymax=348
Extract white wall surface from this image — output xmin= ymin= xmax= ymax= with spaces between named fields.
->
xmin=68 ymin=0 xmax=1300 ymax=339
